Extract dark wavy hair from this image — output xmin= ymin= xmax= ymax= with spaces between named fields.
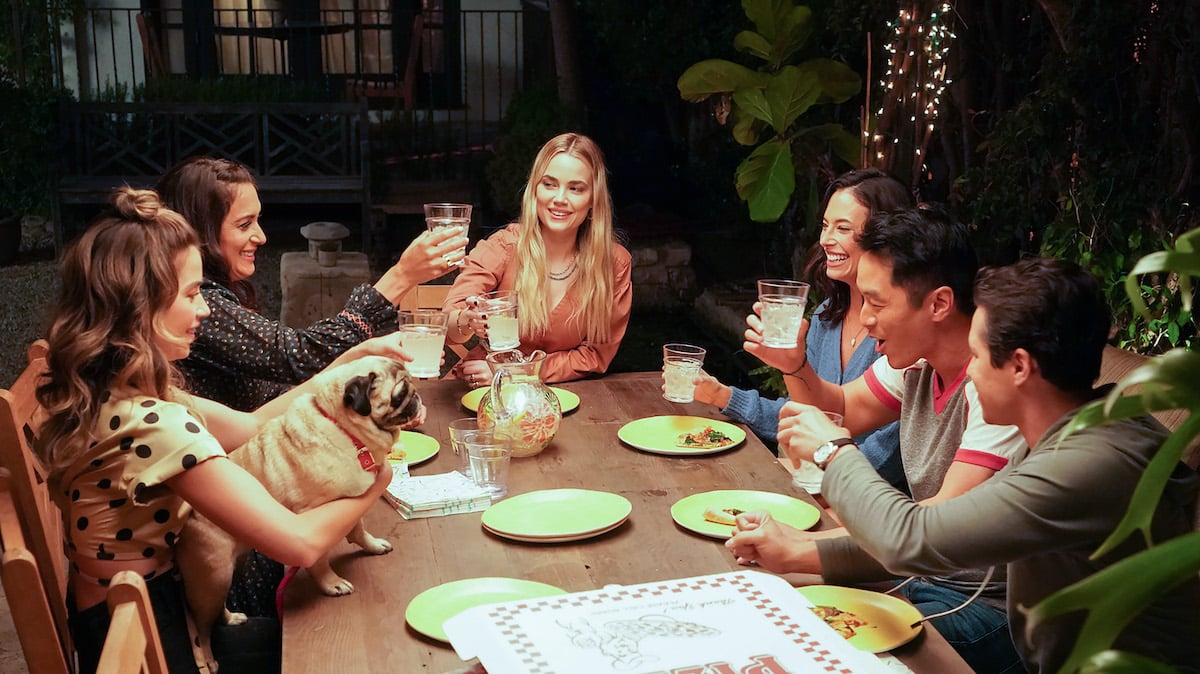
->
xmin=974 ymin=258 xmax=1108 ymax=393
xmin=858 ymin=205 xmax=978 ymax=316
xmin=156 ymin=156 xmax=260 ymax=310
xmin=37 ymin=187 xmax=198 ymax=477
xmin=802 ymin=169 xmax=913 ymax=325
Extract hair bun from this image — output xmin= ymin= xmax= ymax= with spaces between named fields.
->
xmin=110 ymin=186 xmax=164 ymax=222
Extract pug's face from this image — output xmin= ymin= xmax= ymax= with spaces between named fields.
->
xmin=318 ymin=356 xmax=423 ymax=438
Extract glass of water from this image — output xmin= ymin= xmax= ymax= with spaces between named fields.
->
xmin=424 ymin=202 xmax=471 ymax=265
xmin=398 ymin=310 xmax=448 ymax=379
xmin=757 ymin=279 xmax=810 ymax=348
xmin=479 ymin=289 xmax=519 ymax=351
xmin=662 ymin=343 xmax=706 ymax=403
xmin=447 ymin=417 xmax=480 ymax=478
xmin=784 ymin=411 xmax=844 ymax=494
xmin=465 ymin=431 xmax=512 ymax=501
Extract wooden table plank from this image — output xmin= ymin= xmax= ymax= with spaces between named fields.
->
xmin=280 ymin=372 xmax=971 ymax=673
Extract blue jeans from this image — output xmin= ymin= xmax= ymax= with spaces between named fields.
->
xmin=901 ymin=579 xmax=1026 ymax=674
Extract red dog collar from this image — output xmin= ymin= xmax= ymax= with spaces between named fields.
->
xmin=313 ymin=400 xmax=375 ymax=471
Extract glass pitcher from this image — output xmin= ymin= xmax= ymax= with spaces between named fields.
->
xmin=477 ymin=349 xmax=562 ymax=457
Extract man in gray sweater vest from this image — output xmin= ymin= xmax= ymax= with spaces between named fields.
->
xmin=730 ymin=257 xmax=1200 ymax=673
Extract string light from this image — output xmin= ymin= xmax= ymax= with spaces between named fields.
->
xmin=870 ymin=2 xmax=957 ymax=171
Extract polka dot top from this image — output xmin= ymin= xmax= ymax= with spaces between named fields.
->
xmin=57 ymin=391 xmax=227 ymax=568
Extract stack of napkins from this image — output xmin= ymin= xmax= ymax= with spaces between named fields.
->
xmin=385 ymin=471 xmax=493 ymax=519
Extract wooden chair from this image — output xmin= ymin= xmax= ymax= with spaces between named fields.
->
xmin=94 ymin=571 xmax=168 ymax=674
xmin=346 ymin=13 xmax=425 ymax=115
xmin=0 ymin=339 xmax=74 ymax=673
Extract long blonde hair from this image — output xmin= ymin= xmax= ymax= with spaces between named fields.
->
xmin=512 ymin=133 xmax=617 ymax=343
xmin=36 ymin=187 xmax=198 ymax=477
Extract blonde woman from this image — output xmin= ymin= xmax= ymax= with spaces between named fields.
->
xmin=445 ymin=133 xmax=632 ymax=384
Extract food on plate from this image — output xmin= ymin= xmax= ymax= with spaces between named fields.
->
xmin=676 ymin=426 xmax=734 ymax=449
xmin=702 ymin=506 xmax=744 ymax=526
xmin=810 ymin=605 xmax=869 ymax=639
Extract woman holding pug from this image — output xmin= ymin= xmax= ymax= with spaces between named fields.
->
xmin=156 ymin=156 xmax=468 ymax=412
xmin=444 ymin=132 xmax=632 ymax=384
xmin=36 ymin=188 xmax=402 ymax=674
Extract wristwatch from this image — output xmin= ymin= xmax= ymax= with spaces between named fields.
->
xmin=813 ymin=437 xmax=855 ymax=470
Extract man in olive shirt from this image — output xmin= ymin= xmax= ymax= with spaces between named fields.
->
xmin=728 ymin=258 xmax=1200 ymax=673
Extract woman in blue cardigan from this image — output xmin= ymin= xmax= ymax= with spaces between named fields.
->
xmin=694 ymin=169 xmax=912 ymax=491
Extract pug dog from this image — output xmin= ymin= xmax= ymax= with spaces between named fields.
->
xmin=176 ymin=356 xmax=423 ymax=672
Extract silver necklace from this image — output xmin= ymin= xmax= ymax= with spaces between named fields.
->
xmin=548 ymin=257 xmax=578 ymax=281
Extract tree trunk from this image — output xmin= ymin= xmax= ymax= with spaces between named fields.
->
xmin=547 ymin=0 xmax=583 ymax=119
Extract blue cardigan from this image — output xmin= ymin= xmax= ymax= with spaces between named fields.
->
xmin=721 ymin=299 xmax=907 ymax=491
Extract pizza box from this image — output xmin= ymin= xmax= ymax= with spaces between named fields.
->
xmin=443 ymin=570 xmax=891 ymax=674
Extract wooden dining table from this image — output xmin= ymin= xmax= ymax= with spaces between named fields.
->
xmin=281 ymin=372 xmax=973 ymax=673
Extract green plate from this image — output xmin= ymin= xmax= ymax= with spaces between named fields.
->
xmin=798 ymin=585 xmax=923 ymax=653
xmin=405 ymin=577 xmax=567 ymax=642
xmin=460 ymin=386 xmax=580 ymax=414
xmin=387 ymin=431 xmax=439 ymax=466
xmin=481 ymin=489 xmax=632 ymax=541
xmin=617 ymin=416 xmax=746 ymax=455
xmin=670 ymin=489 xmax=820 ymax=539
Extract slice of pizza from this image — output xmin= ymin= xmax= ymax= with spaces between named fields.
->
xmin=810 ymin=605 xmax=869 ymax=639
xmin=676 ymin=426 xmax=734 ymax=449
xmin=702 ymin=506 xmax=745 ymax=526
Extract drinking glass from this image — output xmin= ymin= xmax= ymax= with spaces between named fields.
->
xmin=398 ymin=310 xmax=448 ymax=379
xmin=424 ymin=202 xmax=471 ymax=266
xmin=465 ymin=431 xmax=512 ymax=501
xmin=785 ymin=411 xmax=844 ymax=494
xmin=479 ymin=289 xmax=519 ymax=351
xmin=662 ymin=343 xmax=706 ymax=403
xmin=447 ymin=417 xmax=480 ymax=478
xmin=757 ymin=279 xmax=810 ymax=348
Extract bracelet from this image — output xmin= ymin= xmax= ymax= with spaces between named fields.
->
xmin=455 ymin=309 xmax=470 ymax=336
xmin=783 ymin=353 xmax=808 ymax=377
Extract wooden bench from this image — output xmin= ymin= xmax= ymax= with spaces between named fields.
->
xmin=53 ymin=100 xmax=371 ymax=252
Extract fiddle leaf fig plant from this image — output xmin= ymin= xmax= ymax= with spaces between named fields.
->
xmin=1034 ymin=227 xmax=1200 ymax=673
xmin=677 ymin=0 xmax=861 ymax=223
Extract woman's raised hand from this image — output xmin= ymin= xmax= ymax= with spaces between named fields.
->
xmin=375 ymin=226 xmax=470 ymax=304
xmin=743 ymin=301 xmax=810 ymax=374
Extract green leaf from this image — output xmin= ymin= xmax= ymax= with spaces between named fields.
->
xmin=734 ymin=30 xmax=773 ymax=62
xmin=1025 ymin=532 xmax=1200 ymax=674
xmin=733 ymin=87 xmax=775 ymax=127
xmin=764 ymin=65 xmax=820 ymax=133
xmin=1077 ymin=649 xmax=1183 ymax=674
xmin=731 ymin=106 xmax=761 ymax=146
xmin=677 ymin=59 xmax=765 ymax=102
xmin=802 ymin=123 xmax=862 ymax=167
xmin=1125 ymin=249 xmax=1200 ymax=319
xmin=742 ymin=0 xmax=789 ymax=42
xmin=795 ymin=58 xmax=863 ymax=103
xmin=735 ymin=138 xmax=795 ymax=222
xmin=774 ymin=5 xmax=815 ymax=65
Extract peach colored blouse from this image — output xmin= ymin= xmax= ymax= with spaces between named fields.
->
xmin=444 ymin=224 xmax=632 ymax=383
